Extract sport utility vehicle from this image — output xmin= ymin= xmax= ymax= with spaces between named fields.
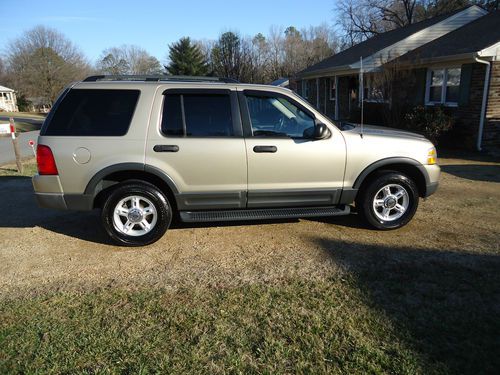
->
xmin=33 ymin=75 xmax=440 ymax=246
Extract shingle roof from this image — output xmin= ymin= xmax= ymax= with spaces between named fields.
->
xmin=298 ymin=6 xmax=473 ymax=76
xmin=396 ymin=10 xmax=500 ymax=62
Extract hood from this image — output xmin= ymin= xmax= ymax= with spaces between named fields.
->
xmin=341 ymin=123 xmax=427 ymax=140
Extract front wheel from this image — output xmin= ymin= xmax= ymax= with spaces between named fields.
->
xmin=356 ymin=171 xmax=419 ymax=230
xmin=101 ymin=181 xmax=172 ymax=246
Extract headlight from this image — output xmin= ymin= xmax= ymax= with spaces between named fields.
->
xmin=427 ymin=147 xmax=437 ymax=165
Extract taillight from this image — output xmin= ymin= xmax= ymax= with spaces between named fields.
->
xmin=37 ymin=145 xmax=58 ymax=175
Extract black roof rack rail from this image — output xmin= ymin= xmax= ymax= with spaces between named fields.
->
xmin=82 ymin=75 xmax=239 ymax=84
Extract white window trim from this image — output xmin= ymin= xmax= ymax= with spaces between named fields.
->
xmin=425 ymin=67 xmax=461 ymax=107
xmin=302 ymin=80 xmax=309 ymax=99
xmin=329 ymin=77 xmax=336 ymax=101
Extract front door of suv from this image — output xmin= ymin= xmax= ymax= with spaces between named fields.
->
xmin=240 ymin=89 xmax=346 ymax=208
xmin=146 ymin=88 xmax=247 ymax=210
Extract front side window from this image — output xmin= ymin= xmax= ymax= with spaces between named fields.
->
xmin=161 ymin=93 xmax=234 ymax=137
xmin=246 ymin=94 xmax=315 ymax=138
xmin=426 ymin=67 xmax=461 ymax=105
xmin=43 ymin=89 xmax=140 ymax=136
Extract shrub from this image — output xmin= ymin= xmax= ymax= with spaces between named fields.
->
xmin=404 ymin=105 xmax=454 ymax=144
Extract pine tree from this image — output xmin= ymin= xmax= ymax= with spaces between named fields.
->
xmin=166 ymin=37 xmax=208 ymax=76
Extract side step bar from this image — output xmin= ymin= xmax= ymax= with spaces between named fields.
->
xmin=180 ymin=205 xmax=350 ymax=223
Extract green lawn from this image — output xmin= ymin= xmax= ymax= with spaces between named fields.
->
xmin=1 ymin=261 xmax=499 ymax=374
xmin=0 ymin=159 xmax=37 ymax=176
xmin=0 ymin=111 xmax=46 ymax=120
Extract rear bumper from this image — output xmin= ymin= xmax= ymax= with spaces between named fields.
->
xmin=34 ymin=192 xmax=94 ymax=210
xmin=33 ymin=174 xmax=93 ymax=211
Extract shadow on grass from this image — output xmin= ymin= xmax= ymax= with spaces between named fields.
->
xmin=311 ymin=236 xmax=500 ymax=374
xmin=441 ymin=164 xmax=500 ymax=183
xmin=0 ymin=176 xmax=302 ymax=245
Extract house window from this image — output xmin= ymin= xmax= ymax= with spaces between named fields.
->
xmin=363 ymin=74 xmax=386 ymax=102
xmin=302 ymin=80 xmax=309 ymax=99
xmin=426 ymin=67 xmax=461 ymax=106
xmin=329 ymin=78 xmax=336 ymax=101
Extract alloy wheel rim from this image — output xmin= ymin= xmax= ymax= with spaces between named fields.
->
xmin=372 ymin=184 xmax=409 ymax=222
xmin=112 ymin=195 xmax=158 ymax=236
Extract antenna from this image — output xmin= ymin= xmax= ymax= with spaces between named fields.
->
xmin=360 ymin=56 xmax=364 ymax=138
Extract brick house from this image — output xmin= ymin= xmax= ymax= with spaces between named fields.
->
xmin=294 ymin=6 xmax=500 ymax=152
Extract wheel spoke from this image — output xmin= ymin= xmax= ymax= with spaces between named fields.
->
xmin=395 ymin=189 xmax=406 ymax=199
xmin=143 ymin=206 xmax=154 ymax=216
xmin=382 ymin=207 xmax=391 ymax=219
xmin=374 ymin=199 xmax=385 ymax=207
xmin=395 ymin=204 xmax=406 ymax=213
xmin=123 ymin=220 xmax=135 ymax=233
xmin=132 ymin=197 xmax=141 ymax=208
xmin=139 ymin=220 xmax=151 ymax=231
xmin=116 ymin=206 xmax=129 ymax=217
xmin=383 ymin=186 xmax=392 ymax=197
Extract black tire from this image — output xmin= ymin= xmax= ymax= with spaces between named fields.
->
xmin=101 ymin=180 xmax=172 ymax=246
xmin=356 ymin=171 xmax=419 ymax=230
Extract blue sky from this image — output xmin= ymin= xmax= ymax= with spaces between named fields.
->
xmin=0 ymin=0 xmax=336 ymax=64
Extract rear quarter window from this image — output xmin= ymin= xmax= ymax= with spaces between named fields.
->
xmin=42 ymin=89 xmax=140 ymax=136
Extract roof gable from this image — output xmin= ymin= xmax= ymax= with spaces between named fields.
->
xmin=298 ymin=5 xmax=487 ymax=77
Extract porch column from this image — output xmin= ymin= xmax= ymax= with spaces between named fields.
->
xmin=316 ymin=78 xmax=320 ymax=109
xmin=334 ymin=76 xmax=339 ymax=120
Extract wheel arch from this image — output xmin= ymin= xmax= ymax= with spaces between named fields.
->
xmin=84 ymin=163 xmax=179 ymax=209
xmin=353 ymin=157 xmax=429 ymax=198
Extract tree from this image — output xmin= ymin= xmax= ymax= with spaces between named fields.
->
xmin=165 ymin=37 xmax=208 ymax=76
xmin=97 ymin=45 xmax=162 ymax=75
xmin=211 ymin=32 xmax=244 ymax=80
xmin=5 ymin=25 xmax=90 ymax=104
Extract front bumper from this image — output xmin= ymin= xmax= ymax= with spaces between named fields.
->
xmin=422 ymin=164 xmax=441 ymax=197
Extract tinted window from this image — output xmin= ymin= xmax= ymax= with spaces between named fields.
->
xmin=246 ymin=95 xmax=315 ymax=138
xmin=161 ymin=94 xmax=233 ymax=137
xmin=44 ymin=89 xmax=139 ymax=136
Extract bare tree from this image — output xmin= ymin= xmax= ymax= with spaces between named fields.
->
xmin=96 ymin=45 xmax=162 ymax=75
xmin=5 ymin=25 xmax=90 ymax=104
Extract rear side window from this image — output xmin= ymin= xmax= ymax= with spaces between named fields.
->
xmin=161 ymin=94 xmax=234 ymax=137
xmin=43 ymin=89 xmax=140 ymax=136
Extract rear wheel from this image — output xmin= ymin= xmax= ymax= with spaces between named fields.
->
xmin=356 ymin=171 xmax=419 ymax=230
xmin=102 ymin=181 xmax=172 ymax=246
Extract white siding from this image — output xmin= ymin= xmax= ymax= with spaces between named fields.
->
xmin=353 ymin=5 xmax=488 ymax=71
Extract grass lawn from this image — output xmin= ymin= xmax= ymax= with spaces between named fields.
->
xmin=0 ymin=111 xmax=46 ymax=120
xmin=0 ymin=156 xmax=499 ymax=374
xmin=0 ymin=159 xmax=37 ymax=177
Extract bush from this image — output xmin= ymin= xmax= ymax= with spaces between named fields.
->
xmin=404 ymin=105 xmax=453 ymax=144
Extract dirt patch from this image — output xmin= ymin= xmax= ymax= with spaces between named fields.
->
xmin=1 ymin=156 xmax=499 ymax=298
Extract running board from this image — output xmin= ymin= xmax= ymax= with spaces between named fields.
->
xmin=180 ymin=205 xmax=350 ymax=223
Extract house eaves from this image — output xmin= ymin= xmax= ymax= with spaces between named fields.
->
xmin=296 ymin=5 xmax=487 ymax=79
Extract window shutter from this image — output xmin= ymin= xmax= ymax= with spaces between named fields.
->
xmin=459 ymin=64 xmax=472 ymax=106
xmin=413 ymin=68 xmax=427 ymax=105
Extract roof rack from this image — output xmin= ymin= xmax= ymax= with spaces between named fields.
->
xmin=82 ymin=75 xmax=239 ymax=84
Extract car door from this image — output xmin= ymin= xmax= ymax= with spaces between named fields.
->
xmin=145 ymin=87 xmax=247 ymax=210
xmin=239 ymin=89 xmax=346 ymax=208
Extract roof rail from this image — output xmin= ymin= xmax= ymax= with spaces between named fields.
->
xmin=82 ymin=75 xmax=239 ymax=84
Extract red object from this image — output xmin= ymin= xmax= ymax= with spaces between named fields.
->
xmin=36 ymin=145 xmax=58 ymax=175
xmin=29 ymin=140 xmax=35 ymax=146
xmin=10 ymin=124 xmax=15 ymax=133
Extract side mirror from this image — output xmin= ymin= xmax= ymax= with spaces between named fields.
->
xmin=313 ymin=123 xmax=331 ymax=140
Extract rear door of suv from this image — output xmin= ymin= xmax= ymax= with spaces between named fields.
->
xmin=145 ymin=86 xmax=247 ymax=210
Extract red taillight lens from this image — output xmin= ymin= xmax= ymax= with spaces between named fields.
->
xmin=36 ymin=145 xmax=58 ymax=175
